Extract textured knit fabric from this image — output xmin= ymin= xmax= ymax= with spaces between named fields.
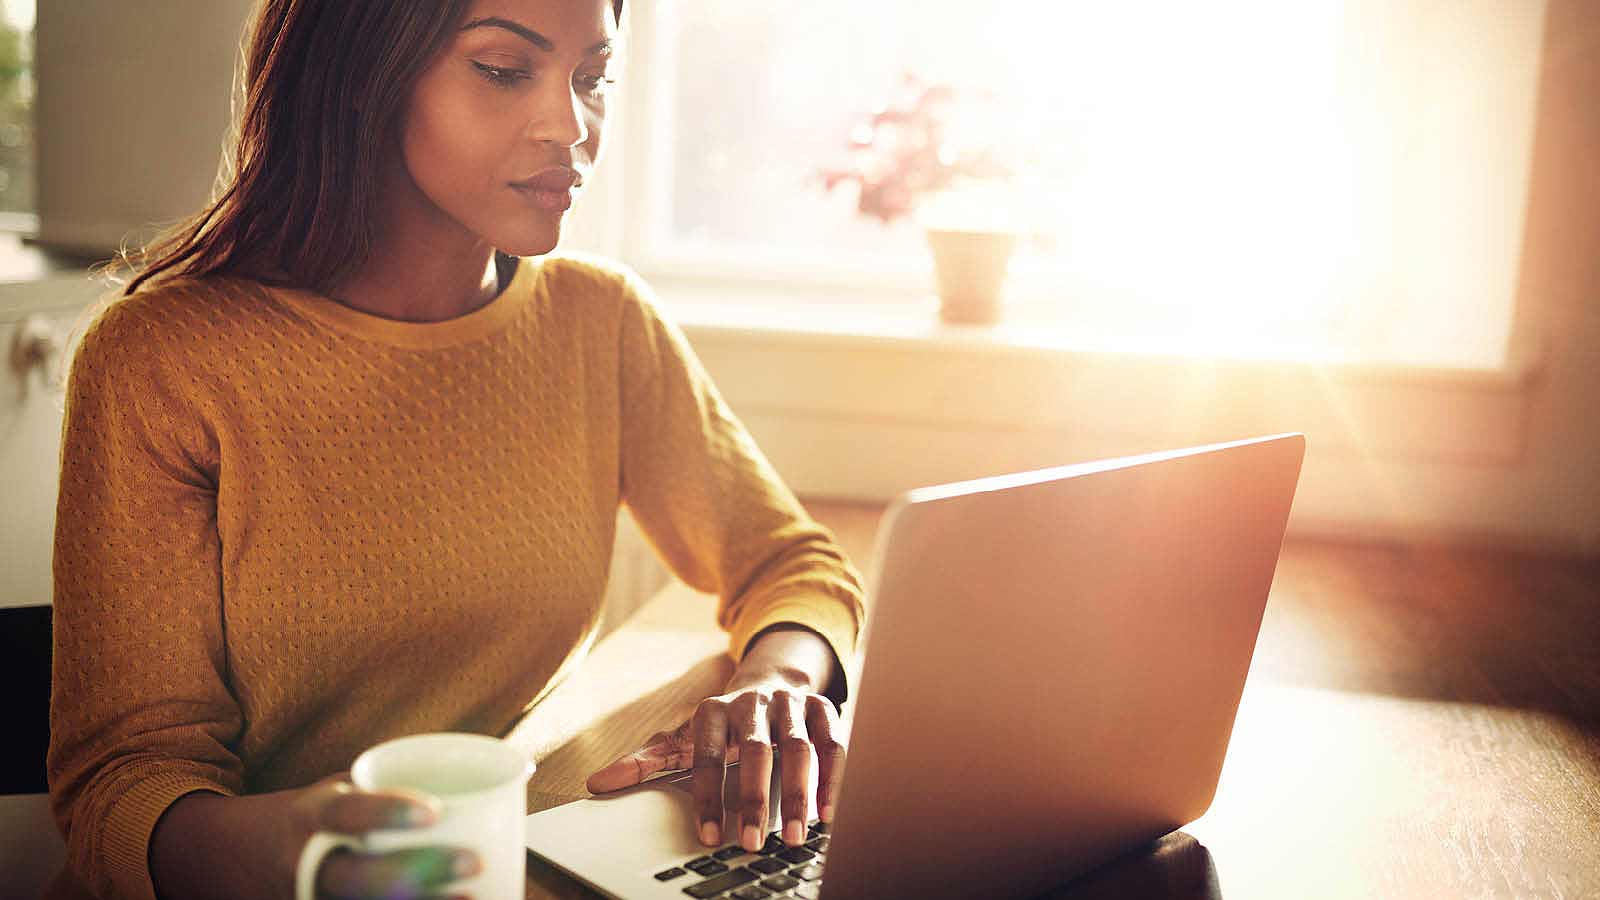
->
xmin=46 ymin=252 xmax=866 ymax=900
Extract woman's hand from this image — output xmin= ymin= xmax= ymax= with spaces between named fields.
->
xmin=150 ymin=774 xmax=482 ymax=900
xmin=288 ymin=775 xmax=482 ymax=899
xmin=584 ymin=682 xmax=847 ymax=852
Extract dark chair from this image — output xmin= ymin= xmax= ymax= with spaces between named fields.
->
xmin=0 ymin=602 xmax=66 ymax=894
xmin=1 ymin=602 xmax=51 ymax=793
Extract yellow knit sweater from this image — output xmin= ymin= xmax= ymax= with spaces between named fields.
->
xmin=46 ymin=253 xmax=866 ymax=900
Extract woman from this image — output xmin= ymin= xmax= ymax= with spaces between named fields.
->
xmin=46 ymin=0 xmax=865 ymax=897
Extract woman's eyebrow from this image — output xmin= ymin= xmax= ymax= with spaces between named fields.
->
xmin=460 ymin=16 xmax=613 ymax=56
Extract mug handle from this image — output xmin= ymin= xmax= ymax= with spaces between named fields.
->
xmin=296 ymin=831 xmax=361 ymax=900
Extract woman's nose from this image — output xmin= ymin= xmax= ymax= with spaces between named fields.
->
xmin=525 ymin=82 xmax=588 ymax=148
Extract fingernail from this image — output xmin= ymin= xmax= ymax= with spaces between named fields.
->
xmin=784 ymin=818 xmax=803 ymax=845
xmin=399 ymin=803 xmax=437 ymax=827
xmin=743 ymin=823 xmax=761 ymax=850
xmin=700 ymin=821 xmax=720 ymax=845
xmin=451 ymin=850 xmax=481 ymax=879
xmin=820 ymin=803 xmax=835 ymax=822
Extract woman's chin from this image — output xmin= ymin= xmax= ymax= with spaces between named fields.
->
xmin=499 ymin=233 xmax=562 ymax=257
xmin=486 ymin=217 xmax=566 ymax=258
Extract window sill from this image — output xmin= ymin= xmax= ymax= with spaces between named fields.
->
xmin=655 ymin=283 xmax=1542 ymax=392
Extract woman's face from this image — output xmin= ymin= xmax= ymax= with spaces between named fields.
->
xmin=390 ymin=0 xmax=617 ymax=257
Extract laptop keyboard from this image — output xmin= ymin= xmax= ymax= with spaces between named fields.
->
xmin=654 ymin=822 xmax=829 ymax=898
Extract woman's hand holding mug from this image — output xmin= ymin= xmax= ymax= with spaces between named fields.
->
xmin=294 ymin=733 xmax=532 ymax=900
xmin=289 ymin=773 xmax=480 ymax=900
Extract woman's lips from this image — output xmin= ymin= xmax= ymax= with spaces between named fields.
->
xmin=510 ymin=166 xmax=581 ymax=211
xmin=510 ymin=184 xmax=574 ymax=211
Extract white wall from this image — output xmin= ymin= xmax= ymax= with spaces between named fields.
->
xmin=1482 ymin=0 xmax=1600 ymax=553
xmin=0 ymin=276 xmax=91 ymax=609
xmin=34 ymin=0 xmax=254 ymax=254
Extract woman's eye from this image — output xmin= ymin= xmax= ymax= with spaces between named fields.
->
xmin=471 ymin=61 xmax=529 ymax=88
xmin=577 ymin=74 xmax=619 ymax=95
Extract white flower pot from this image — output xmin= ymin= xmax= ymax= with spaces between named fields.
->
xmin=923 ymin=227 xmax=1017 ymax=326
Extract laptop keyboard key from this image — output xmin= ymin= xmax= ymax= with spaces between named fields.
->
xmin=794 ymin=883 xmax=823 ymax=900
xmin=712 ymin=845 xmax=748 ymax=861
xmin=747 ymin=857 xmax=788 ymax=875
xmin=805 ymin=836 xmax=829 ymax=853
xmin=775 ymin=846 xmax=816 ymax=865
xmin=762 ymin=873 xmax=800 ymax=892
xmin=808 ymin=822 xmax=829 ymax=836
xmin=730 ymin=887 xmax=772 ymax=900
xmin=654 ymin=867 xmax=688 ymax=881
xmin=686 ymin=859 xmax=728 ymax=877
xmin=757 ymin=833 xmax=786 ymax=855
xmin=682 ymin=866 xmax=759 ymax=899
xmin=792 ymin=863 xmax=825 ymax=881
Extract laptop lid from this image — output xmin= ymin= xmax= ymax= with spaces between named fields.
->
xmin=523 ymin=434 xmax=1303 ymax=900
xmin=816 ymin=433 xmax=1304 ymax=899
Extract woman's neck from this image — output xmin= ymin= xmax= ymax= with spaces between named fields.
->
xmin=327 ymin=236 xmax=504 ymax=324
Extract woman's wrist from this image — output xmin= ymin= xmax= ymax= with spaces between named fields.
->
xmin=730 ymin=623 xmax=843 ymax=701
xmin=150 ymin=790 xmax=283 ymax=900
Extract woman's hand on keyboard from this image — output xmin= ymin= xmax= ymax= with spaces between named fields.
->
xmin=585 ymin=684 xmax=845 ymax=854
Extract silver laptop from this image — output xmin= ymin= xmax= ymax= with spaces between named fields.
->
xmin=525 ymin=433 xmax=1306 ymax=900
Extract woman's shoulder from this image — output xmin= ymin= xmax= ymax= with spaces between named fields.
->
xmin=537 ymin=251 xmax=652 ymax=304
xmin=90 ymin=272 xmax=271 ymax=327
xmin=536 ymin=252 xmax=680 ymax=341
xmin=73 ymin=273 xmax=277 ymax=369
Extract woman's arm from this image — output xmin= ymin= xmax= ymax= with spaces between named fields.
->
xmin=150 ymin=792 xmax=283 ymax=900
xmin=609 ymin=266 xmax=867 ymax=702
xmin=588 ymin=263 xmax=866 ymax=850
xmin=49 ymin=300 xmax=248 ymax=900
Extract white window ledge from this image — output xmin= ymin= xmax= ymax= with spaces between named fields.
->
xmin=653 ymin=279 xmax=1542 ymax=390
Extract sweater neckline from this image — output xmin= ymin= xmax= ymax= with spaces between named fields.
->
xmin=267 ymin=253 xmax=540 ymax=350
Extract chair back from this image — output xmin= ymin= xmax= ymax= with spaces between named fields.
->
xmin=0 ymin=602 xmax=66 ymax=895
xmin=1 ymin=603 xmax=51 ymax=793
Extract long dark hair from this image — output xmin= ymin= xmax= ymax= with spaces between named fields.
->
xmin=107 ymin=0 xmax=624 ymax=299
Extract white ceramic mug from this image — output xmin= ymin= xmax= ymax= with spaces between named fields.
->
xmin=295 ymin=732 xmax=533 ymax=900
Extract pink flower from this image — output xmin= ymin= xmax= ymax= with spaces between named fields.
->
xmin=820 ymin=73 xmax=1012 ymax=225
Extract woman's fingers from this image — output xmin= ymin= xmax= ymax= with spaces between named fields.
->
xmin=288 ymin=777 xmax=476 ymax=900
xmin=733 ymin=692 xmax=775 ymax=851
xmin=311 ymin=782 xmax=442 ymax=833
xmin=691 ymin=700 xmax=730 ymax=846
xmin=585 ymin=738 xmax=681 ymax=793
xmin=679 ymin=688 xmax=848 ymax=851
xmin=587 ymin=723 xmax=697 ymax=793
xmin=772 ymin=690 xmax=814 ymax=845
xmin=317 ymin=845 xmax=480 ymax=900
xmin=805 ymin=694 xmax=847 ymax=823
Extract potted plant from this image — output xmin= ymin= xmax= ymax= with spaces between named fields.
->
xmin=820 ymin=73 xmax=1023 ymax=325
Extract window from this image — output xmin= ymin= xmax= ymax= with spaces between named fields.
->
xmin=627 ymin=1 xmax=1548 ymax=370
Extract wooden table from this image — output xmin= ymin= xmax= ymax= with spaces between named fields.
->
xmin=509 ymin=502 xmax=1600 ymax=899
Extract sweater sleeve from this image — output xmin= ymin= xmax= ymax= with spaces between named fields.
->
xmin=48 ymin=296 xmax=245 ymax=900
xmin=613 ymin=269 xmax=867 ymax=704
